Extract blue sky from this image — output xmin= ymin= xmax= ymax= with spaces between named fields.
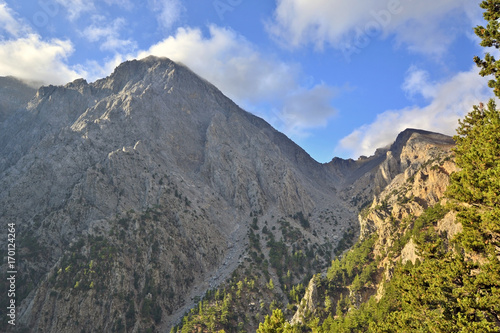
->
xmin=0 ymin=0 xmax=494 ymax=162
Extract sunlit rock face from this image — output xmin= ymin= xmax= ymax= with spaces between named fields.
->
xmin=0 ymin=55 xmax=456 ymax=332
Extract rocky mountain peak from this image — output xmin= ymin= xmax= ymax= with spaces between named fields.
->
xmin=389 ymin=128 xmax=455 ymax=157
xmin=0 ymin=57 xmax=461 ymax=332
xmin=391 ymin=127 xmax=453 ymax=154
xmin=94 ymin=56 xmax=175 ymax=93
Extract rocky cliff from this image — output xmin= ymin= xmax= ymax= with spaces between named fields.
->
xmin=356 ymin=129 xmax=459 ymax=300
xmin=0 ymin=56 xmax=459 ymax=332
xmin=287 ymin=128 xmax=461 ymax=329
xmin=0 ymin=56 xmax=355 ymax=332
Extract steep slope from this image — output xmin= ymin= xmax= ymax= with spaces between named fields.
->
xmin=277 ymin=118 xmax=500 ymax=331
xmin=174 ymin=129 xmax=460 ymax=332
xmin=0 ymin=56 xmax=356 ymax=332
xmin=0 ymin=55 xmax=463 ymax=332
xmin=270 ymin=129 xmax=464 ymax=331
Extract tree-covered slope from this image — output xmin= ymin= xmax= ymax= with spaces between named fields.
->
xmin=255 ymin=1 xmax=500 ymax=331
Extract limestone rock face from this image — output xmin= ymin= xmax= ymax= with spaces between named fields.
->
xmin=401 ymin=239 xmax=420 ymax=265
xmin=0 ymin=56 xmax=353 ymax=332
xmin=357 ymin=129 xmax=457 ymax=241
xmin=291 ymin=129 xmax=461 ymax=325
xmin=291 ymin=277 xmax=319 ymax=325
xmin=0 ymin=56 xmax=460 ymax=332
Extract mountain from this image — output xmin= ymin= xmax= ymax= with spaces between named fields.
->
xmin=287 ymin=128 xmax=459 ymax=327
xmin=255 ymin=120 xmax=499 ymax=331
xmin=178 ymin=127 xmax=462 ymax=332
xmin=0 ymin=56 xmax=458 ymax=332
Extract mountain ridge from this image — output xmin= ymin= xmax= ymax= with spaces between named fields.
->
xmin=0 ymin=56 xmax=457 ymax=332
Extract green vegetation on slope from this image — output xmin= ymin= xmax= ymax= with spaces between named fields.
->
xmin=255 ymin=1 xmax=500 ymax=331
xmin=172 ymin=3 xmax=500 ymax=332
xmin=173 ymin=212 xmax=338 ymax=332
xmin=170 ymin=273 xmax=262 ymax=332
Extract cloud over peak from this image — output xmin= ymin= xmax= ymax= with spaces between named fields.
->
xmin=137 ymin=25 xmax=338 ymax=137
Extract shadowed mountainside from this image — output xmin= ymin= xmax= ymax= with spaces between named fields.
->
xmin=0 ymin=56 xmax=456 ymax=332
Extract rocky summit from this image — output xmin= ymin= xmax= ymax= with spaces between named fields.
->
xmin=0 ymin=56 xmax=456 ymax=332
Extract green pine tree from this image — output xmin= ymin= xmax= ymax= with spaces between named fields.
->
xmin=447 ymin=100 xmax=500 ymax=253
xmin=256 ymin=309 xmax=288 ymax=333
xmin=449 ymin=0 xmax=500 ymax=256
xmin=474 ymin=0 xmax=500 ymax=98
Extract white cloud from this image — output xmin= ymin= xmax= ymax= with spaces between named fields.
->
xmin=82 ymin=16 xmax=137 ymax=52
xmin=402 ymin=66 xmax=436 ymax=100
xmin=279 ymin=84 xmax=338 ymax=136
xmin=0 ymin=2 xmax=30 ymax=37
xmin=0 ymin=34 xmax=83 ymax=85
xmin=139 ymin=26 xmax=296 ymax=102
xmin=268 ymin=0 xmax=472 ymax=57
xmin=149 ymin=0 xmax=183 ymax=30
xmin=136 ymin=25 xmax=338 ymax=136
xmin=0 ymin=2 xmax=84 ymax=85
xmin=337 ymin=65 xmax=493 ymax=158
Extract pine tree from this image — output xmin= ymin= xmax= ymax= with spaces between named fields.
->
xmin=450 ymin=0 xmax=500 ymax=256
xmin=256 ymin=309 xmax=287 ymax=333
xmin=442 ymin=1 xmax=500 ymax=329
xmin=335 ymin=298 xmax=343 ymax=318
xmin=474 ymin=0 xmax=500 ymax=98
xmin=447 ymin=100 xmax=500 ymax=253
xmin=324 ymin=292 xmax=332 ymax=313
xmin=267 ymin=278 xmax=275 ymax=290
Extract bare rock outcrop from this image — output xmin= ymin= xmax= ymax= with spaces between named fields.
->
xmin=291 ymin=276 xmax=319 ymax=325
